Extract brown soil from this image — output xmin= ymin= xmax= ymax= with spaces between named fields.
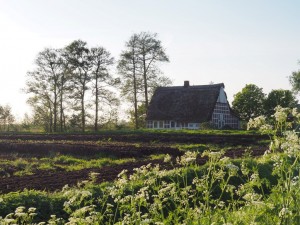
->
xmin=0 ymin=141 xmax=181 ymax=158
xmin=0 ymin=159 xmax=167 ymax=194
xmin=0 ymin=147 xmax=268 ymax=194
xmin=0 ymin=133 xmax=267 ymax=145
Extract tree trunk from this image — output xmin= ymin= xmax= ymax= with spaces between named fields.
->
xmin=63 ymin=112 xmax=66 ymax=131
xmin=133 ymin=54 xmax=138 ymax=129
xmin=81 ymin=91 xmax=85 ymax=132
xmin=95 ymin=75 xmax=99 ymax=132
xmin=60 ymin=88 xmax=63 ymax=132
xmin=59 ymin=76 xmax=64 ymax=132
xmin=51 ymin=65 xmax=58 ymax=132
xmin=142 ymin=54 xmax=149 ymax=109
xmin=133 ymin=75 xmax=138 ymax=129
xmin=49 ymin=104 xmax=53 ymax=133
xmin=53 ymin=87 xmax=57 ymax=132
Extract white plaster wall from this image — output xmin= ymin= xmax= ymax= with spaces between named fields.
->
xmin=217 ymin=87 xmax=227 ymax=103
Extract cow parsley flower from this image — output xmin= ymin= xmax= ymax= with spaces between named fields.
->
xmin=274 ymin=106 xmax=288 ymax=123
xmin=163 ymin=154 xmax=171 ymax=163
xmin=247 ymin=116 xmax=266 ymax=130
xmin=279 ymin=207 xmax=292 ymax=218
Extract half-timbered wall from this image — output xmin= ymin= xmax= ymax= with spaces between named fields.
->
xmin=211 ymin=102 xmax=239 ymax=129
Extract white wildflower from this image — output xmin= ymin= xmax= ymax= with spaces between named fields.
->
xmin=15 ymin=206 xmax=25 ymax=213
xmin=4 ymin=219 xmax=15 ymax=223
xmin=279 ymin=207 xmax=292 ymax=218
xmin=117 ymin=169 xmax=128 ymax=178
xmin=28 ymin=207 xmax=36 ymax=213
xmin=247 ymin=116 xmax=266 ymax=130
xmin=163 ymin=154 xmax=171 ymax=163
xmin=178 ymin=151 xmax=197 ymax=165
xmin=226 ymin=163 xmax=239 ymax=176
xmin=259 ymin=124 xmax=273 ymax=134
xmin=274 ymin=106 xmax=288 ymax=123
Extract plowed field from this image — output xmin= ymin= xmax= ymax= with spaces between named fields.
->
xmin=0 ymin=132 xmax=266 ymax=145
xmin=0 ymin=133 xmax=268 ymax=194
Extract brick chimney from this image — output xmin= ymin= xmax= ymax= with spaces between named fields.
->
xmin=184 ymin=80 xmax=189 ymax=87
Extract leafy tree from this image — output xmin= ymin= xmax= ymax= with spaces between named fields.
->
xmin=232 ymin=84 xmax=265 ymax=121
xmin=264 ymin=89 xmax=298 ymax=117
xmin=128 ymin=103 xmax=147 ymax=128
xmin=27 ymin=96 xmax=53 ymax=132
xmin=289 ymin=64 xmax=300 ymax=94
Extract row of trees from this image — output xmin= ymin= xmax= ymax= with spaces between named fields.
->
xmin=25 ymin=32 xmax=171 ymax=132
xmin=232 ymin=64 xmax=300 ymax=123
xmin=232 ymin=84 xmax=298 ymax=122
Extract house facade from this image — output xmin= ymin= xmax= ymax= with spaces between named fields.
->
xmin=146 ymin=81 xmax=240 ymax=129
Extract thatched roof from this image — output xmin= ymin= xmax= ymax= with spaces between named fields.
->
xmin=146 ymin=83 xmax=225 ymax=123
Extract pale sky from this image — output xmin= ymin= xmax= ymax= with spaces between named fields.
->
xmin=1 ymin=0 xmax=300 ymax=120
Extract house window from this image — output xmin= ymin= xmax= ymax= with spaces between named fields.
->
xmin=153 ymin=121 xmax=158 ymax=128
xmin=183 ymin=123 xmax=188 ymax=128
xmin=164 ymin=120 xmax=170 ymax=128
xmin=188 ymin=123 xmax=200 ymax=129
xmin=171 ymin=121 xmax=175 ymax=128
xmin=159 ymin=121 xmax=164 ymax=128
xmin=147 ymin=121 xmax=153 ymax=128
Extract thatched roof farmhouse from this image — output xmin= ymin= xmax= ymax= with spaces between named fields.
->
xmin=146 ymin=81 xmax=240 ymax=129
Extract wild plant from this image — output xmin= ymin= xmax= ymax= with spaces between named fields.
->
xmin=0 ymin=206 xmax=37 ymax=225
xmin=248 ymin=106 xmax=300 ymax=224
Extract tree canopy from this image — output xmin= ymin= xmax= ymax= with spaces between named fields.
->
xmin=232 ymin=84 xmax=265 ymax=121
xmin=289 ymin=67 xmax=300 ymax=94
xmin=264 ymin=89 xmax=298 ymax=117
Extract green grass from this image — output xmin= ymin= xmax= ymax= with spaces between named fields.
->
xmin=0 ymin=128 xmax=259 ymax=136
xmin=0 ymin=155 xmax=136 ymax=177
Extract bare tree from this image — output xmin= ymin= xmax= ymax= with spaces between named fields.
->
xmin=118 ymin=32 xmax=171 ymax=129
xmin=90 ymin=47 xmax=116 ymax=131
xmin=136 ymin=32 xmax=169 ymax=109
xmin=58 ymin=49 xmax=72 ymax=132
xmin=118 ymin=34 xmax=143 ymax=129
xmin=25 ymin=48 xmax=62 ymax=132
xmin=64 ymin=40 xmax=92 ymax=132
